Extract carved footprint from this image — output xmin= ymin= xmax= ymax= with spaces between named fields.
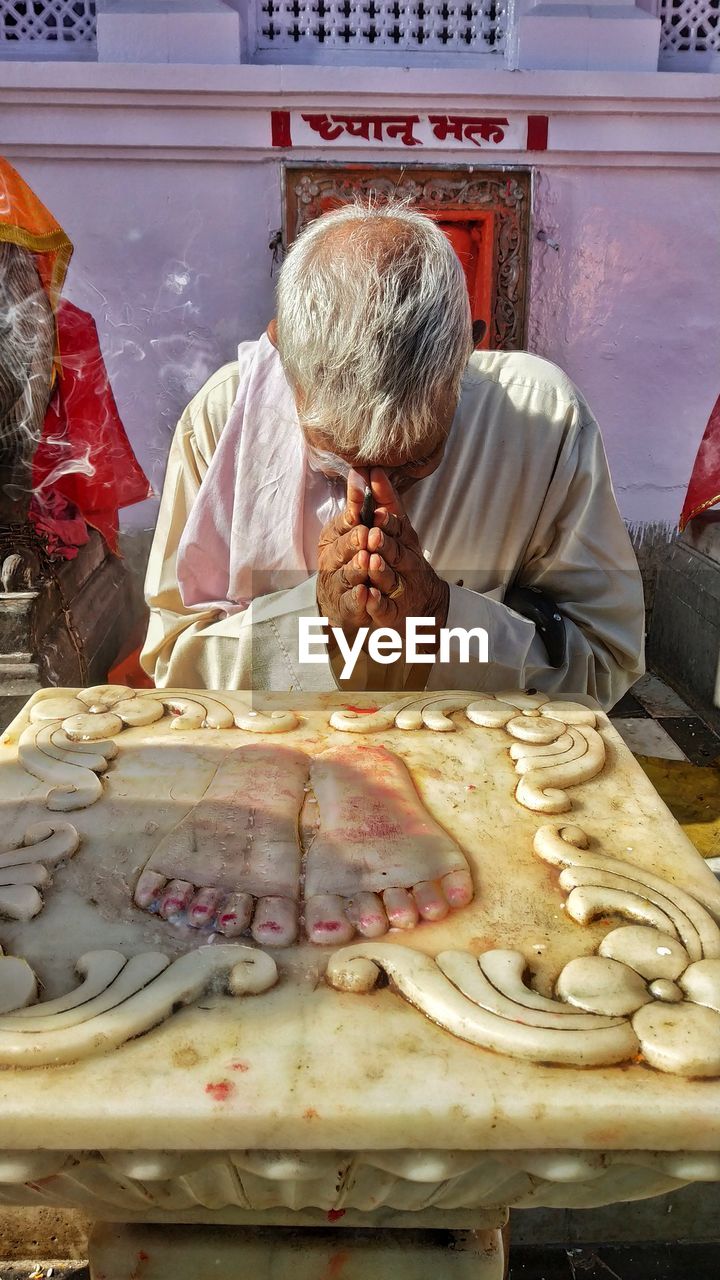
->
xmin=303 ymin=745 xmax=474 ymax=944
xmin=134 ymin=744 xmax=308 ymax=947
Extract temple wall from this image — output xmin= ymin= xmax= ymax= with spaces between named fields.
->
xmin=11 ymin=154 xmax=282 ymax=533
xmin=529 ymin=165 xmax=720 ymax=533
xmin=2 ymin=67 xmax=719 ymax=572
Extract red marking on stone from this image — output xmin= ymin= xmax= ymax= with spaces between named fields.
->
xmin=320 ymin=1252 xmax=350 ymax=1280
xmin=304 ymin=1107 xmax=319 ymax=1120
xmin=322 ymin=1251 xmax=351 ymax=1279
xmin=231 ymin=1061 xmax=250 ymax=1072
xmin=258 ymin=920 xmax=283 ymax=933
xmin=327 ymin=1209 xmax=346 ymax=1222
xmin=192 ymin=904 xmax=210 ymax=914
xmin=138 ymin=1252 xmax=150 ymax=1263
xmin=314 ymin=920 xmax=341 ymax=932
xmin=219 ymin=912 xmax=236 ymax=924
xmin=205 ymin=1080 xmax=235 ymax=1102
xmin=342 ymin=814 xmax=403 ymax=843
xmin=271 ymin=109 xmax=292 ymax=148
xmin=527 ymin=114 xmax=549 ymax=151
xmin=343 ymin=705 xmax=379 ymax=714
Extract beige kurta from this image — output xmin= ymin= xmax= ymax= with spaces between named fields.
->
xmin=141 ymin=345 xmax=645 ymax=708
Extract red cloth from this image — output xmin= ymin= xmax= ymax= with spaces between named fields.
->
xmin=30 ymin=490 xmax=89 ymax=561
xmin=680 ymin=393 xmax=720 ymax=531
xmin=32 ymin=299 xmax=153 ymax=553
xmin=108 ymin=645 xmax=154 ymax=690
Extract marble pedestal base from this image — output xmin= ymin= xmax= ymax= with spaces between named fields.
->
xmin=88 ymin=1223 xmax=505 ymax=1280
xmin=4 ymin=688 xmax=720 ymax=1276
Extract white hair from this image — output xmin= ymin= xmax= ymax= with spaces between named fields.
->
xmin=276 ymin=200 xmax=472 ymax=463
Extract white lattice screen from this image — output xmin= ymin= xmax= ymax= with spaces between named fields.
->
xmin=655 ymin=0 xmax=719 ymax=64
xmin=0 ymin=0 xmax=96 ymax=47
xmin=250 ymin=0 xmax=508 ymax=59
xmin=0 ymin=0 xmax=717 ymax=71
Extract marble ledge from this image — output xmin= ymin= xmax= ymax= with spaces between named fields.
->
xmin=0 ymin=62 xmax=717 ymax=108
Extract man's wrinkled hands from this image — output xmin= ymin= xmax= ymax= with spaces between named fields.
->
xmin=316 ymin=471 xmax=371 ymax=630
xmin=317 ymin=468 xmax=449 ymax=634
xmin=365 ymin=470 xmax=449 ymax=631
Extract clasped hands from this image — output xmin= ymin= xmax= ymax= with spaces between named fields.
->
xmin=317 ymin=468 xmax=449 ymax=636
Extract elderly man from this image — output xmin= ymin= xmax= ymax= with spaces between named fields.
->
xmin=141 ymin=202 xmax=644 ymax=706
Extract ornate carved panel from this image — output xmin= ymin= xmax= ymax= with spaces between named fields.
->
xmin=653 ymin=0 xmax=720 ymax=66
xmin=2 ymin=1146 xmax=718 ymax=1215
xmin=0 ymin=0 xmax=96 ymax=46
xmin=283 ymin=165 xmax=531 ymax=351
xmin=251 ymin=0 xmax=508 ymax=61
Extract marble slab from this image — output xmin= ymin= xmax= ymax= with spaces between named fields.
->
xmin=0 ymin=685 xmax=719 ymax=1202
xmin=88 ymin=1223 xmax=505 ymax=1280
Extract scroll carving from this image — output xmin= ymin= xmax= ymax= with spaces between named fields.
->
xmin=329 ymin=690 xmax=551 ymax=733
xmin=0 ymin=822 xmax=79 ymax=920
xmin=19 ymin=687 xmax=603 ymax=817
xmin=0 ymin=944 xmax=277 ymax=1067
xmin=512 ymin=726 xmax=605 ymax=813
xmin=19 ymin=686 xmax=299 ymax=810
xmin=326 ymin=943 xmax=639 ymax=1068
xmin=19 ymin=720 xmax=116 ymax=810
xmin=327 ymin=824 xmax=720 ymax=1077
xmin=330 ymin=691 xmax=606 ymax=814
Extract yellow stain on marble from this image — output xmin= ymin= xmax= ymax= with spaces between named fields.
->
xmin=636 ymin=755 xmax=720 ymax=859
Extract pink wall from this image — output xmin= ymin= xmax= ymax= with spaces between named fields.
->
xmin=14 ymin=156 xmax=283 ymax=532
xmin=530 ymin=166 xmax=720 ymax=530
xmin=6 ymin=68 xmax=719 ymax=538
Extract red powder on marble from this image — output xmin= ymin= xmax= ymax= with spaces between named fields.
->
xmin=205 ymin=1080 xmax=234 ymax=1102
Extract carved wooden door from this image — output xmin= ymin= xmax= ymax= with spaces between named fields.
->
xmin=283 ymin=166 xmax=531 ymax=350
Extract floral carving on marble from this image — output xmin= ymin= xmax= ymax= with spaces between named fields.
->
xmin=327 ymin=824 xmax=720 ymax=1078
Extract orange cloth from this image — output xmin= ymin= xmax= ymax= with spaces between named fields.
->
xmin=108 ymin=645 xmax=154 ymax=690
xmin=1 ymin=157 xmax=152 ymax=553
xmin=0 ymin=157 xmax=73 ymax=378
